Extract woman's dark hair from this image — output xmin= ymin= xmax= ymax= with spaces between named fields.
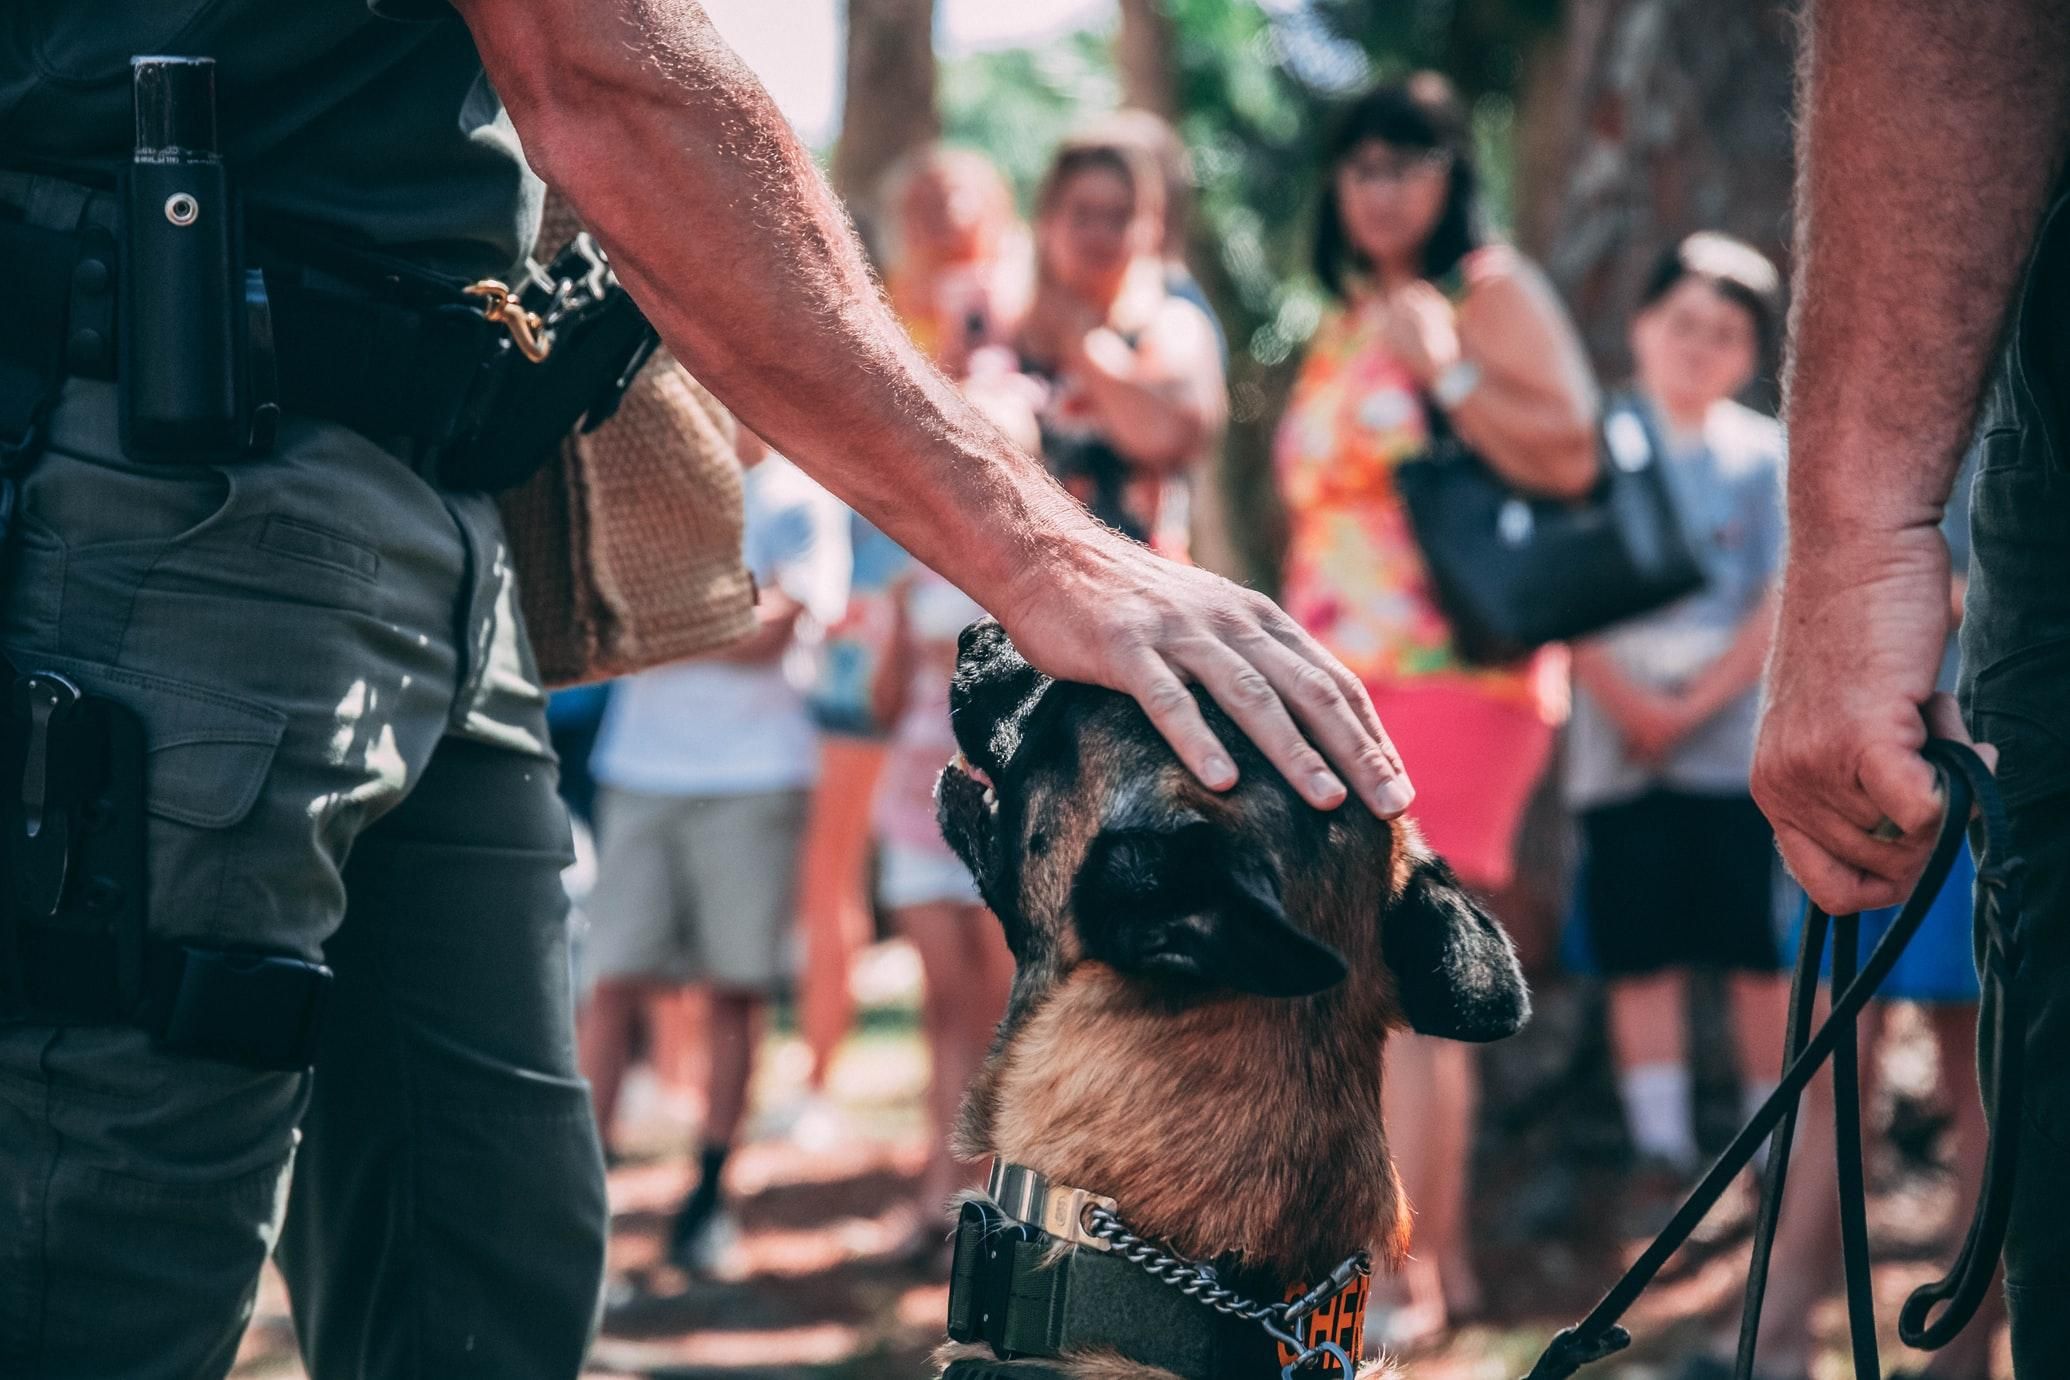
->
xmin=1638 ymin=232 xmax=1784 ymax=356
xmin=1313 ymin=73 xmax=1485 ymax=299
xmin=1033 ymin=131 xmax=1164 ymax=228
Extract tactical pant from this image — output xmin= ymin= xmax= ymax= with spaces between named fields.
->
xmin=1960 ymin=187 xmax=2070 ymax=1377
xmin=0 ymin=379 xmax=607 ymax=1378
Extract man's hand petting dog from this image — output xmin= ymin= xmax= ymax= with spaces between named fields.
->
xmin=931 ymin=620 xmax=1527 ymax=1379
xmin=1000 ymin=525 xmax=1415 ymax=821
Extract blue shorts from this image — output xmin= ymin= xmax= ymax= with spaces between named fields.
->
xmin=1779 ymin=847 xmax=1980 ymax=1004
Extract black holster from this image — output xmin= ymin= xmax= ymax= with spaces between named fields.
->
xmin=2 ymin=57 xmax=659 ymax=490
xmin=0 ymin=661 xmax=331 ymax=1071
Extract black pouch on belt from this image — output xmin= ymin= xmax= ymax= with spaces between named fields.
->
xmin=0 ymin=662 xmax=333 ymax=1070
xmin=433 ymin=232 xmax=661 ymax=493
xmin=0 ymin=665 xmax=151 ymax=1024
xmin=118 ymin=56 xmax=278 ymax=461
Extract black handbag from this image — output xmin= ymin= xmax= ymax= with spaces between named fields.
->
xmin=1391 ymin=395 xmax=1706 ymax=665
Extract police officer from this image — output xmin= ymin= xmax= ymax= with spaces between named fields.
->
xmin=0 ymin=3 xmax=1413 ymax=1376
xmin=1752 ymin=0 xmax=2069 ymax=1373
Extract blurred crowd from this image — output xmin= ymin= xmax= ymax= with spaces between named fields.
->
xmin=553 ymin=76 xmax=1995 ymax=1380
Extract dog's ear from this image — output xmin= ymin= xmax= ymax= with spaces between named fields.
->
xmin=1072 ymin=818 xmax=1348 ymax=998
xmin=1382 ymin=853 xmax=1530 ymax=1041
xmin=950 ymin=618 xmax=1054 ymax=776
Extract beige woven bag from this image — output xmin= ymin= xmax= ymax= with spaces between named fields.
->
xmin=498 ymin=197 xmax=757 ymax=687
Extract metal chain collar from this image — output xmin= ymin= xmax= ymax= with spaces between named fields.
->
xmin=1079 ymin=1204 xmax=1370 ymax=1372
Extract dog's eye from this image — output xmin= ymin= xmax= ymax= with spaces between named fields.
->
xmin=1027 ymin=829 xmax=1051 ymax=858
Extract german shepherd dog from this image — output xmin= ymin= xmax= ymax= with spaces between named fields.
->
xmin=931 ymin=621 xmax=1531 ymax=1379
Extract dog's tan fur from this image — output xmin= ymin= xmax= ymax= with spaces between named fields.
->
xmin=951 ymin=712 xmax=1418 ymax=1282
xmin=934 ymin=626 xmax=1524 ymax=1379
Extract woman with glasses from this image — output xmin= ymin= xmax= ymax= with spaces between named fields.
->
xmin=1274 ymin=73 xmax=1598 ymax=1350
xmin=1013 ymin=128 xmax=1226 ymax=558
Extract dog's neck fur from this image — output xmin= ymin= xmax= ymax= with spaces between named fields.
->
xmin=956 ymin=822 xmax=1413 ymax=1286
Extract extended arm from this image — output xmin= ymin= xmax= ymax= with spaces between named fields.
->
xmin=1750 ymin=0 xmax=2065 ymax=910
xmin=1446 ymin=263 xmax=1600 ymax=498
xmin=452 ymin=0 xmax=1413 ymax=818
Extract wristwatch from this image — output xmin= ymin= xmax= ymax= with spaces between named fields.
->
xmin=1431 ymin=358 xmax=1483 ymax=410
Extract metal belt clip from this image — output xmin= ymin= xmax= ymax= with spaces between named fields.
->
xmin=464 ymin=279 xmax=552 ymax=363
xmin=987 ymin=1161 xmax=1118 ymax=1252
xmin=14 ymin=671 xmax=82 ymax=918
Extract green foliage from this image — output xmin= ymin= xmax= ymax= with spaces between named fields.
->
xmin=943 ymin=1 xmax=1549 ymax=369
xmin=1163 ymin=0 xmax=1551 ymax=370
xmin=940 ymin=30 xmax=1121 ymax=209
xmin=937 ymin=0 xmax=1557 ymax=584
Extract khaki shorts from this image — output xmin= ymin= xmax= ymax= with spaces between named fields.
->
xmin=584 ymin=786 xmax=810 ymax=991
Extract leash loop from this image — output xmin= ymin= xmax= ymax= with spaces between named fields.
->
xmin=1521 ymin=738 xmax=2024 ymax=1380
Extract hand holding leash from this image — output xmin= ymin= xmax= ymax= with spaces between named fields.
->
xmin=1524 ymin=738 xmax=2022 ymax=1380
xmin=1752 ymin=528 xmax=1983 ymax=913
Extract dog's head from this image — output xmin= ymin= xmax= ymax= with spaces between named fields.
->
xmin=936 ymin=618 xmax=1529 ymax=1040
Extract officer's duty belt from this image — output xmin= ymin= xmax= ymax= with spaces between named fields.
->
xmin=0 ymin=207 xmax=655 ymax=492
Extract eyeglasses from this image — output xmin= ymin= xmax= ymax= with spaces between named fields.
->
xmin=1340 ymin=150 xmax=1453 ymax=189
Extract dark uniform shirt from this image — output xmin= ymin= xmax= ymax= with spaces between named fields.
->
xmin=0 ymin=0 xmax=539 ymax=278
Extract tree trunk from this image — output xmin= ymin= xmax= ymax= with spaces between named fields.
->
xmin=1515 ymin=0 xmax=1797 ymax=391
xmin=833 ymin=0 xmax=941 ymax=258
xmin=1116 ymin=0 xmax=1181 ymax=121
xmin=1488 ymin=0 xmax=1799 ymax=1188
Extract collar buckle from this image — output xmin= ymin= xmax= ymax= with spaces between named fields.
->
xmin=987 ymin=1161 xmax=1119 ymax=1252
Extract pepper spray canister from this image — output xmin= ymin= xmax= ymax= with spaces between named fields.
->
xmin=120 ymin=56 xmax=242 ymax=457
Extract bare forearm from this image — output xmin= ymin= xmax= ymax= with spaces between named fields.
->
xmin=1683 ymin=591 xmax=1778 ymax=722
xmin=1447 ymin=373 xmax=1596 ymax=498
xmin=1075 ymin=363 xmax=1211 ymax=472
xmin=710 ymin=603 xmax=801 ymax=663
xmin=1786 ymin=0 xmax=2070 ymax=537
xmin=459 ymin=0 xmax=1092 ymax=608
xmin=1571 ymin=644 xmax=1653 ymax=727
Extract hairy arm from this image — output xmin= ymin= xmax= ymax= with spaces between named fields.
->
xmin=1785 ymin=3 xmax=2069 ymax=535
xmin=461 ymin=0 xmax=1064 ymax=601
xmin=452 ymin=0 xmax=1415 ymax=818
xmin=1752 ymin=0 xmax=2065 ymax=910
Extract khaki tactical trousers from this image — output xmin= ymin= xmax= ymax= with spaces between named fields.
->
xmin=0 ymin=378 xmax=607 ymax=1378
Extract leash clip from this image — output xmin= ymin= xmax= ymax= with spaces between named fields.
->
xmin=464 ymin=279 xmax=552 ymax=363
xmin=1277 ymin=1339 xmax=1353 ymax=1379
xmin=15 ymin=671 xmax=82 ymax=918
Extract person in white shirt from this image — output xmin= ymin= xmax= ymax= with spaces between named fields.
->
xmin=578 ymin=430 xmax=848 ymax=1274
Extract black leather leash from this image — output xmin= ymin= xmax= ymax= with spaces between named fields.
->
xmin=1524 ymin=739 xmax=2025 ymax=1380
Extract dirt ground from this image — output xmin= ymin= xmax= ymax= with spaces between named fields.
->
xmin=229 ymin=953 xmax=2009 ymax=1380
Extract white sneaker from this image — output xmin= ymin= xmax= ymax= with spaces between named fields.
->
xmin=672 ymin=1206 xmax=741 ymax=1278
xmin=787 ymin=1093 xmax=848 ymax=1153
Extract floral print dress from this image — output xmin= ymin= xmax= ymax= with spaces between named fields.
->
xmin=1273 ymin=287 xmax=1556 ymax=716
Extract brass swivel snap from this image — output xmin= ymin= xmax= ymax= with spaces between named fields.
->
xmin=464 ymin=279 xmax=553 ymax=363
